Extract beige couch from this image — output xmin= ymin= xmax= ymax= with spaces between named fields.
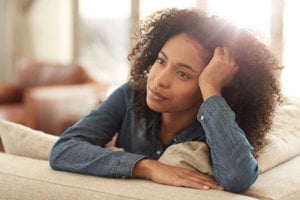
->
xmin=1 ymin=96 xmax=300 ymax=200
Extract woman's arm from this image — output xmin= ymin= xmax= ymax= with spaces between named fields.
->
xmin=49 ymin=84 xmax=145 ymax=178
xmin=198 ymin=96 xmax=258 ymax=192
xmin=198 ymin=47 xmax=258 ymax=192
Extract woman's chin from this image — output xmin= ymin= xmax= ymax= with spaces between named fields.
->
xmin=146 ymin=98 xmax=165 ymax=113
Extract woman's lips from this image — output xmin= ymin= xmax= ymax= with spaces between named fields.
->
xmin=148 ymin=88 xmax=168 ymax=101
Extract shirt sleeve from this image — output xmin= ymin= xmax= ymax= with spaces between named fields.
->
xmin=198 ymin=96 xmax=259 ymax=193
xmin=49 ymin=84 xmax=146 ymax=178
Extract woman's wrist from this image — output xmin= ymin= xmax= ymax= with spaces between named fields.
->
xmin=132 ymin=158 xmax=155 ymax=179
xmin=199 ymin=82 xmax=221 ymax=101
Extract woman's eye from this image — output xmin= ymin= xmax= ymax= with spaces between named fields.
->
xmin=177 ymin=71 xmax=190 ymax=79
xmin=156 ymin=57 xmax=165 ymax=65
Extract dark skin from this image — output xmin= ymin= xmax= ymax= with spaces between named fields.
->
xmin=132 ymin=33 xmax=238 ymax=190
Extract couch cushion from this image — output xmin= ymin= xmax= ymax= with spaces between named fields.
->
xmin=16 ymin=59 xmax=92 ymax=87
xmin=0 ymin=104 xmax=24 ymax=124
xmin=0 ymin=119 xmax=58 ymax=160
xmin=254 ymin=96 xmax=300 ymax=173
xmin=0 ymin=153 xmax=256 ymax=200
xmin=243 ymin=155 xmax=300 ymax=200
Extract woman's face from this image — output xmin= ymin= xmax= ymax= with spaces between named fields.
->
xmin=146 ymin=33 xmax=207 ymax=114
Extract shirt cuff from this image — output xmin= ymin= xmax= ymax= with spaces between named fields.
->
xmin=113 ymin=152 xmax=146 ymax=178
xmin=198 ymin=95 xmax=233 ymax=123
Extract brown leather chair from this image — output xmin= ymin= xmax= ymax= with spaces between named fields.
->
xmin=0 ymin=59 xmax=108 ymax=136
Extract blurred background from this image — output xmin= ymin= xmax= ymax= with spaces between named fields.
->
xmin=0 ymin=0 xmax=299 ymax=96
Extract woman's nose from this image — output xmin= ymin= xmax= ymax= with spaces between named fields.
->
xmin=155 ymin=69 xmax=170 ymax=88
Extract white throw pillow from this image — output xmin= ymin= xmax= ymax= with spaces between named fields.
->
xmin=159 ymin=141 xmax=213 ymax=176
xmin=0 ymin=119 xmax=58 ymax=160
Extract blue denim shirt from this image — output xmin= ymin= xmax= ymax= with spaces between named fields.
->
xmin=50 ymin=83 xmax=258 ymax=192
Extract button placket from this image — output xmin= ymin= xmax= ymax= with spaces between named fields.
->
xmin=173 ymin=137 xmax=179 ymax=143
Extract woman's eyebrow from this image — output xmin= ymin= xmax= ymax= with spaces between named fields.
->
xmin=160 ymin=50 xmax=197 ymax=73
xmin=159 ymin=51 xmax=168 ymax=59
xmin=178 ymin=63 xmax=197 ymax=73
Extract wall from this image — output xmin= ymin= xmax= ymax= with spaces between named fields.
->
xmin=0 ymin=0 xmax=20 ymax=82
xmin=25 ymin=0 xmax=76 ymax=63
xmin=0 ymin=0 xmax=77 ymax=82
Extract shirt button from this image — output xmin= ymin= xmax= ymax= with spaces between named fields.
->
xmin=156 ymin=150 xmax=162 ymax=155
xmin=173 ymin=137 xmax=179 ymax=143
xmin=200 ymin=115 xmax=204 ymax=121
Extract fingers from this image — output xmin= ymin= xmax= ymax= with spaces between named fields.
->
xmin=148 ymin=161 xmax=224 ymax=191
xmin=214 ymin=46 xmax=239 ymax=81
xmin=182 ymin=179 xmax=223 ymax=191
xmin=189 ymin=172 xmax=224 ymax=190
xmin=204 ymin=46 xmax=239 ymax=82
xmin=174 ymin=168 xmax=224 ymax=191
xmin=214 ymin=47 xmax=237 ymax=67
xmin=215 ymin=46 xmax=231 ymax=56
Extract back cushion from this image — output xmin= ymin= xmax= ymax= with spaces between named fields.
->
xmin=16 ymin=59 xmax=92 ymax=87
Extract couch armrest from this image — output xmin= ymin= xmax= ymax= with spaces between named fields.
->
xmin=0 ymin=84 xmax=23 ymax=104
xmin=23 ymin=83 xmax=107 ymax=135
xmin=0 ymin=153 xmax=257 ymax=200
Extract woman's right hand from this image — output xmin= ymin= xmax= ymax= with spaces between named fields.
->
xmin=198 ymin=47 xmax=239 ymax=101
xmin=132 ymin=159 xmax=223 ymax=190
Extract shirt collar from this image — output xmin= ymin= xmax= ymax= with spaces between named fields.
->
xmin=173 ymin=120 xmax=206 ymax=144
xmin=146 ymin=114 xmax=206 ymax=145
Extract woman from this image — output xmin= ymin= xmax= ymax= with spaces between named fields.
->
xmin=50 ymin=8 xmax=282 ymax=193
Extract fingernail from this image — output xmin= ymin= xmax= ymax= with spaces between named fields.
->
xmin=203 ymin=186 xmax=209 ymax=190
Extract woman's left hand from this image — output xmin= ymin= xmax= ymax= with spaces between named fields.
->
xmin=133 ymin=159 xmax=224 ymax=190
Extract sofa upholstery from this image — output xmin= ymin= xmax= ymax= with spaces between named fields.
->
xmin=0 ymin=153 xmax=257 ymax=200
xmin=0 ymin=95 xmax=300 ymax=199
xmin=0 ymin=58 xmax=108 ymax=137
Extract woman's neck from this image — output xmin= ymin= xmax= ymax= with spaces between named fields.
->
xmin=160 ymin=111 xmax=197 ymax=145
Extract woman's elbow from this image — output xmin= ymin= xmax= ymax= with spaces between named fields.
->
xmin=49 ymin=147 xmax=60 ymax=170
xmin=49 ymin=141 xmax=67 ymax=170
xmin=217 ymin=166 xmax=259 ymax=193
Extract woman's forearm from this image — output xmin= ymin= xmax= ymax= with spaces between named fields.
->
xmin=198 ymin=96 xmax=258 ymax=192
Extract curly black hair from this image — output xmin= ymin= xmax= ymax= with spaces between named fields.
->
xmin=127 ymin=8 xmax=282 ymax=148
